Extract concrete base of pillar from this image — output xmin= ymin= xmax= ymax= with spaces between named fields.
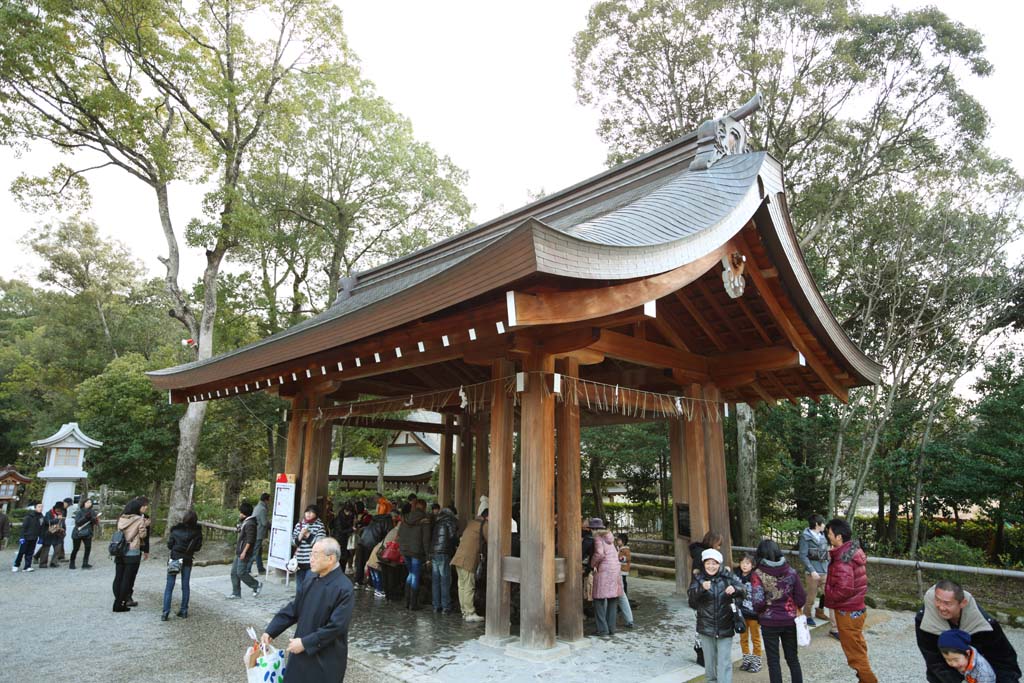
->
xmin=561 ymin=637 xmax=591 ymax=651
xmin=505 ymin=640 xmax=572 ymax=662
xmin=478 ymin=634 xmax=517 ymax=649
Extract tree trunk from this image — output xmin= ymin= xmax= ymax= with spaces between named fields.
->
xmin=886 ymin=479 xmax=900 ymax=545
xmin=736 ymin=403 xmax=759 ymax=546
xmin=150 ymin=480 xmax=162 ymax=519
xmin=266 ymin=424 xmax=277 ymax=488
xmin=167 ymin=401 xmax=208 ymax=526
xmin=376 ymin=448 xmax=386 ymax=494
xmin=993 ymin=503 xmax=1005 ymax=559
xmin=909 ymin=395 xmax=942 ymax=558
xmin=875 ymin=476 xmax=886 ymax=543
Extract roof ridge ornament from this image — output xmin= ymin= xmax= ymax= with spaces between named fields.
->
xmin=690 ymin=93 xmax=762 ymax=171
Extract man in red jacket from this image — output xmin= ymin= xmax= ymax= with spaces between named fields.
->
xmin=824 ymin=518 xmax=878 ymax=683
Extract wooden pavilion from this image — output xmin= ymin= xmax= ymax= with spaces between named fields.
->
xmin=149 ymin=95 xmax=879 ymax=657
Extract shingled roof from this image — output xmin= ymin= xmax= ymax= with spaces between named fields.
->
xmin=149 ymin=96 xmax=881 ymax=398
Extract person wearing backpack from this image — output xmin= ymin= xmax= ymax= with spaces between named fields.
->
xmin=12 ymin=502 xmax=44 ymax=572
xmin=689 ymin=548 xmax=745 ymax=683
xmin=112 ymin=497 xmax=151 ymax=612
xmin=69 ymin=498 xmax=99 ymax=569
xmin=36 ymin=500 xmax=65 ymax=568
xmin=163 ymin=510 xmax=203 ymax=620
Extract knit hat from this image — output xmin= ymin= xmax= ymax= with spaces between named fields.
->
xmin=938 ymin=629 xmax=971 ymax=652
xmin=701 ymin=548 xmax=724 ymax=565
xmin=588 ymin=518 xmax=605 ymax=530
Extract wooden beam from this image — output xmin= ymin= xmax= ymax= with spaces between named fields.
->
xmin=455 ymin=414 xmax=474 ymax=530
xmin=702 ymin=384 xmax=732 ymax=558
xmin=763 ymin=371 xmax=800 ymax=406
xmin=695 ymin=280 xmax=746 ymax=346
xmin=438 ymin=414 xmax=455 ymax=508
xmin=674 ymin=289 xmax=728 ymax=352
xmin=735 ymin=296 xmax=773 ymax=345
xmin=474 ymin=420 xmax=489 ymax=504
xmin=737 ymin=241 xmax=849 ymax=402
xmin=284 ymin=394 xmax=308 ymax=478
xmin=518 ymin=352 xmax=557 ymax=650
xmin=508 ymin=246 xmax=727 ymax=327
xmin=591 ymin=328 xmax=709 ymax=378
xmin=331 ymin=416 xmax=456 ymax=434
xmin=669 ymin=417 xmax=689 ymax=594
xmin=555 ymin=357 xmax=584 ymax=642
xmin=485 ymin=359 xmax=515 ymax=642
xmin=683 ymin=384 xmax=710 ymax=544
xmin=707 ymin=345 xmax=800 ymax=377
xmin=749 ymin=381 xmax=777 ymax=406
xmin=648 ymin=314 xmax=692 ymax=353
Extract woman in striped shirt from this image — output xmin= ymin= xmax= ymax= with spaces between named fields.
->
xmin=292 ymin=504 xmax=327 ymax=588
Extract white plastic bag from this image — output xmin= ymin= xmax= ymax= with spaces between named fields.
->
xmin=244 ymin=627 xmax=287 ymax=683
xmin=794 ymin=614 xmax=811 ymax=647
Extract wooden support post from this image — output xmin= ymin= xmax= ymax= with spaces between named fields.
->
xmin=455 ymin=414 xmax=474 ymax=530
xmin=284 ymin=394 xmax=307 ymax=478
xmin=684 ymin=384 xmax=710 ymax=545
xmin=485 ymin=360 xmax=514 ymax=643
xmin=474 ymin=420 xmax=489 ymax=505
xmin=315 ymin=421 xmax=333 ymax=502
xmin=438 ymin=414 xmax=454 ymax=508
xmin=669 ymin=417 xmax=689 ymax=593
xmin=519 ymin=353 xmax=557 ymax=651
xmin=555 ymin=358 xmax=584 ymax=642
xmin=703 ymin=384 xmax=732 ymax=559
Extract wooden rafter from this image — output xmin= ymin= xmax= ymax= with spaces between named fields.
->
xmin=695 ymin=280 xmax=746 ymax=347
xmin=735 ymin=296 xmax=772 ymax=345
xmin=674 ymin=289 xmax=728 ymax=352
xmin=736 ymin=240 xmax=849 ymax=402
xmin=590 ymin=329 xmax=709 ymax=379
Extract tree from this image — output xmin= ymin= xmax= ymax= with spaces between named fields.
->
xmin=735 ymin=402 xmax=759 ymax=545
xmin=76 ymin=353 xmax=181 ymax=492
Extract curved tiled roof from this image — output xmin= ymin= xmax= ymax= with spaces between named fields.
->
xmin=149 ymin=125 xmax=881 ymax=392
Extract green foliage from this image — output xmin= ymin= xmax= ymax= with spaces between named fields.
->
xmin=76 ymin=353 xmax=182 ymax=492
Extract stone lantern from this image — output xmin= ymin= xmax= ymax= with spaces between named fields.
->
xmin=32 ymin=423 xmax=101 ymax=553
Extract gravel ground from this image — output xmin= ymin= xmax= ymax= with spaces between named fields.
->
xmin=1 ymin=546 xmax=376 ymax=683
xmin=4 ymin=543 xmax=1021 ymax=682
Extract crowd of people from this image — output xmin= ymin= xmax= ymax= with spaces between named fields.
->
xmin=684 ymin=516 xmax=1021 ymax=683
xmin=5 ymin=494 xmax=1021 ymax=683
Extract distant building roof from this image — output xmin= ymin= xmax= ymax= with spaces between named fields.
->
xmin=330 ymin=412 xmax=441 ymax=482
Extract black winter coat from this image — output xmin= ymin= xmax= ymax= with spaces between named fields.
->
xmin=582 ymin=530 xmax=595 ymax=575
xmin=429 ymin=510 xmax=459 ymax=556
xmin=359 ymin=514 xmax=392 ymax=549
xmin=397 ymin=509 xmax=432 ymax=560
xmin=689 ymin=541 xmax=708 ymax=577
xmin=72 ymin=508 xmax=97 ymax=539
xmin=21 ymin=510 xmax=43 ymax=541
xmin=688 ymin=567 xmax=745 ymax=638
xmin=166 ymin=524 xmax=204 ymax=566
xmin=331 ymin=511 xmax=354 ymax=547
xmin=266 ymin=566 xmax=354 ymax=683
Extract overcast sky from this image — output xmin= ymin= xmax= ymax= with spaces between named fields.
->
xmin=1 ymin=0 xmax=1022 ymax=288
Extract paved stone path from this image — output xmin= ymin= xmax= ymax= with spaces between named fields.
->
xmin=4 ymin=543 xmax=1022 ymax=682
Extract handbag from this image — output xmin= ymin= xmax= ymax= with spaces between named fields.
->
xmin=380 ymin=540 xmax=402 ymax=563
xmin=167 ymin=558 xmax=182 ymax=575
xmin=474 ymin=521 xmax=487 ymax=583
xmin=346 ymin=534 xmax=356 ymax=551
xmin=731 ymin=600 xmax=747 ymax=634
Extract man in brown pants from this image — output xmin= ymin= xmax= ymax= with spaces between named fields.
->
xmin=824 ymin=518 xmax=878 ymax=683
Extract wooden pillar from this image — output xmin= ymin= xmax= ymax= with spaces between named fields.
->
xmin=300 ymin=412 xmax=321 ymax=511
xmin=315 ymin=422 xmax=333 ymax=502
xmin=438 ymin=414 xmax=455 ymax=507
xmin=455 ymin=414 xmax=474 ymax=529
xmin=703 ymin=384 xmax=732 ymax=559
xmin=555 ymin=357 xmax=583 ymax=642
xmin=684 ymin=384 xmax=711 ymax=545
xmin=474 ymin=420 xmax=489 ymax=505
xmin=519 ymin=353 xmax=557 ymax=650
xmin=283 ymin=394 xmax=307 ymax=477
xmin=485 ymin=359 xmax=514 ymax=642
xmin=669 ymin=416 xmax=689 ymax=593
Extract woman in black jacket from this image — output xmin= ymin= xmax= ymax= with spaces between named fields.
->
xmin=163 ymin=510 xmax=203 ymax=620
xmin=688 ymin=547 xmax=744 ymax=683
xmin=331 ymin=502 xmax=355 ymax=571
xmin=13 ymin=502 xmax=44 ymax=572
xmin=69 ymin=498 xmax=98 ymax=569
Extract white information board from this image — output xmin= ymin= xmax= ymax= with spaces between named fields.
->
xmin=267 ymin=482 xmax=295 ymax=572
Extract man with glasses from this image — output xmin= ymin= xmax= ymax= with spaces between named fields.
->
xmin=263 ymin=538 xmax=355 ymax=682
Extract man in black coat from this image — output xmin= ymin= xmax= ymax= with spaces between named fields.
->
xmin=916 ymin=579 xmax=1021 ymax=683
xmin=263 ymin=537 xmax=354 ymax=682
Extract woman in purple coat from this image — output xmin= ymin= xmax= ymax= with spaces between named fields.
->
xmin=590 ymin=525 xmax=623 ymax=636
xmin=751 ymin=539 xmax=806 ymax=683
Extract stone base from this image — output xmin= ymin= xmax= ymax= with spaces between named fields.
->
xmin=562 ymin=637 xmax=592 ymax=651
xmin=505 ymin=639 xmax=572 ymax=662
xmin=479 ymin=634 xmax=517 ymax=648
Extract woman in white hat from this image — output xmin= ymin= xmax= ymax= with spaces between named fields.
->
xmin=688 ymin=547 xmax=744 ymax=683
